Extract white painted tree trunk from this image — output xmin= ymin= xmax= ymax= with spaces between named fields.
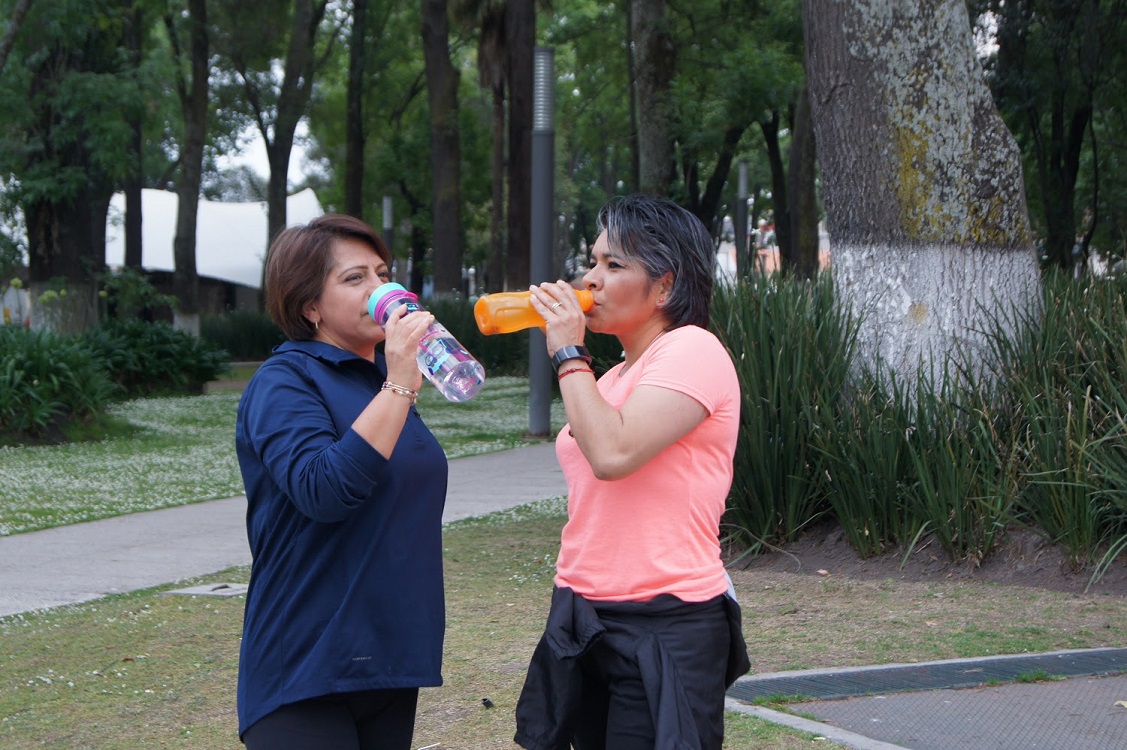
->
xmin=173 ymin=310 xmax=201 ymax=337
xmin=803 ymin=0 xmax=1040 ymax=385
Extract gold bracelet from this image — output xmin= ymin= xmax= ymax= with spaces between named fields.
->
xmin=557 ymin=366 xmax=594 ymax=380
xmin=381 ymin=381 xmax=419 ymax=402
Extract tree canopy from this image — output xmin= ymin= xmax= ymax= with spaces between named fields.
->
xmin=1 ymin=0 xmax=1124 ymax=331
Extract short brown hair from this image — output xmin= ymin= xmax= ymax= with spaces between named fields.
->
xmin=264 ymin=214 xmax=392 ymax=340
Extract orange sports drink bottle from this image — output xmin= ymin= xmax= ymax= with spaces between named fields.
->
xmin=474 ymin=289 xmax=594 ymax=335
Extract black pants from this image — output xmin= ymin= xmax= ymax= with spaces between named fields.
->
xmin=242 ymin=688 xmax=418 ymax=750
xmin=571 ymin=597 xmax=730 ymax=750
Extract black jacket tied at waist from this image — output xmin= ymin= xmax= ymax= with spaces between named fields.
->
xmin=514 ymin=586 xmax=751 ymax=750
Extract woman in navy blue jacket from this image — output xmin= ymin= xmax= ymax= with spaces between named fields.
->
xmin=235 ymin=214 xmax=448 ymax=749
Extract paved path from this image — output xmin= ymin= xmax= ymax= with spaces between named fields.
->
xmin=728 ymin=654 xmax=1127 ymax=749
xmin=0 ymin=441 xmax=565 ymax=617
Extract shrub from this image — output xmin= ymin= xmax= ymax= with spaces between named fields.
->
xmin=717 ymin=268 xmax=1126 ymax=578
xmin=201 ymin=310 xmax=285 ymax=361
xmin=712 ymin=274 xmax=857 ymax=554
xmin=83 ymin=319 xmax=230 ymax=398
xmin=0 ymin=326 xmax=117 ymax=444
xmin=985 ymin=271 xmax=1127 ymax=571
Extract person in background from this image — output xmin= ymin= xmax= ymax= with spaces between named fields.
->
xmin=515 ymin=194 xmax=750 ymax=750
xmin=235 ymin=214 xmax=447 ymax=750
xmin=753 ymin=218 xmax=775 ymax=250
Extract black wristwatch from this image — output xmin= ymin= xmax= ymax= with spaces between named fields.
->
xmin=550 ymin=345 xmax=593 ymax=371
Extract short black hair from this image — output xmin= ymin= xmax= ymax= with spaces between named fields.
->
xmin=596 ymin=194 xmax=715 ymax=329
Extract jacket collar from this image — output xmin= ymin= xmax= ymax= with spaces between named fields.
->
xmin=274 ymin=339 xmax=379 ymax=369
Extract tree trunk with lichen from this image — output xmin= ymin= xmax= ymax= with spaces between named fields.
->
xmin=803 ymin=0 xmax=1040 ymax=384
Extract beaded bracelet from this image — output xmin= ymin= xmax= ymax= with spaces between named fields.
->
xmin=381 ymin=381 xmax=419 ymax=402
xmin=557 ymin=366 xmax=594 ymax=380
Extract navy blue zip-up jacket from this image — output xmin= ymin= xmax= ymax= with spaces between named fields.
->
xmin=234 ymin=340 xmax=448 ymax=737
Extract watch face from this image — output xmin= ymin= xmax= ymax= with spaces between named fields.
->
xmin=553 ymin=346 xmax=591 ymax=369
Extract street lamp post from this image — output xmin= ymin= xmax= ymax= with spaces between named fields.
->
xmin=382 ymin=195 xmax=398 ymax=282
xmin=528 ymin=46 xmax=555 ymax=438
xmin=734 ymin=160 xmax=748 ymax=279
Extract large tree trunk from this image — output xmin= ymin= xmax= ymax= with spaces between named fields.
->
xmin=803 ymin=0 xmax=1039 ymax=384
xmin=22 ymin=27 xmax=115 ymax=334
xmin=471 ymin=4 xmax=507 ymax=293
xmin=986 ymin=0 xmax=1118 ymax=271
xmin=248 ymin=0 xmax=327 ymax=274
xmin=26 ymin=190 xmax=109 ymax=333
xmin=504 ymin=0 xmax=534 ymax=289
xmin=631 ymin=0 xmax=676 ymax=196
xmin=344 ymin=0 xmax=367 ymax=219
xmin=421 ymin=0 xmax=464 ymax=297
xmin=0 ymin=0 xmax=34 ymax=75
xmin=760 ymin=111 xmax=791 ymax=263
xmin=486 ymin=83 xmax=506 ymax=292
xmin=123 ymin=4 xmax=144 ymax=272
xmin=170 ymin=0 xmax=209 ymax=336
xmin=783 ymin=84 xmax=820 ymax=280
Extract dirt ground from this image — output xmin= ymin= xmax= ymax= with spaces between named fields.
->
xmin=731 ymin=519 xmax=1127 ymax=598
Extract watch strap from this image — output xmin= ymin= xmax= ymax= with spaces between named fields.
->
xmin=551 ymin=345 xmax=593 ymax=370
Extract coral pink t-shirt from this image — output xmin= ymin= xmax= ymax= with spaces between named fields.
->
xmin=554 ymin=325 xmax=739 ymax=602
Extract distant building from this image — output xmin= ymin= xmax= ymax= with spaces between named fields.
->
xmin=104 ymin=188 xmax=322 ymax=314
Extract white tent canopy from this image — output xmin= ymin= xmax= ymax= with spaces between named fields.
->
xmin=104 ymin=188 xmax=323 ymax=290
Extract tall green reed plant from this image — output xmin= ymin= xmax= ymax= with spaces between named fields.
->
xmin=1016 ymin=380 xmax=1106 ymax=569
xmin=984 ymin=271 xmax=1127 ymax=570
xmin=1087 ymin=407 xmax=1127 ymax=588
xmin=712 ymin=273 xmax=857 ymax=554
xmin=814 ymin=371 xmax=917 ymax=558
xmin=902 ymin=366 xmax=1020 ymax=566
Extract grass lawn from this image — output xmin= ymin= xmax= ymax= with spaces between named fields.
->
xmin=6 ymin=497 xmax=1127 ymax=748
xmin=3 ymin=375 xmax=1127 ymax=747
xmin=0 ymin=499 xmax=854 ymax=749
xmin=0 ymin=376 xmax=565 ymax=536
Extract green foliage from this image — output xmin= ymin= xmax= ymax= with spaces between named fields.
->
xmin=200 ymin=310 xmax=285 ymax=361
xmin=0 ymin=326 xmax=117 ymax=444
xmin=717 ymin=270 xmax=1126 ymax=578
xmin=0 ymin=0 xmax=140 ymax=197
xmin=82 ymin=319 xmax=230 ymax=398
xmin=815 ymin=374 xmax=916 ymax=558
xmin=976 ymin=0 xmax=1127 ymax=267
xmin=985 ymin=271 xmax=1127 ymax=571
xmin=0 ymin=235 xmax=22 ymax=283
xmin=901 ymin=371 xmax=1020 ymax=566
xmin=712 ymin=274 xmax=856 ymax=553
xmin=98 ymin=266 xmax=177 ymax=321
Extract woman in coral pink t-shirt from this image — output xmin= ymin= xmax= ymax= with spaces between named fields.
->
xmin=515 ymin=195 xmax=750 ymax=750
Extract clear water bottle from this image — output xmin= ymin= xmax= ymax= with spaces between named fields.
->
xmin=367 ymin=283 xmax=485 ymax=403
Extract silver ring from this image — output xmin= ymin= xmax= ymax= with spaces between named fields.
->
xmin=551 ymin=302 xmax=562 ymax=310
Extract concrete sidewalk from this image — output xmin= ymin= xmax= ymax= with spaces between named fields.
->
xmin=727 ymin=652 xmax=1127 ymax=749
xmin=0 ymin=441 xmax=566 ymax=618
